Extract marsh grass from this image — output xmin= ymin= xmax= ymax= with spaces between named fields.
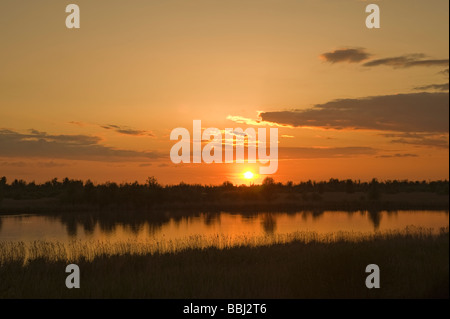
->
xmin=0 ymin=227 xmax=448 ymax=298
xmin=0 ymin=226 xmax=445 ymax=265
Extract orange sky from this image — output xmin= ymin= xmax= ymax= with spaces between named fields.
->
xmin=0 ymin=0 xmax=448 ymax=185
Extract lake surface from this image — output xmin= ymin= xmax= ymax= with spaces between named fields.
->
xmin=1 ymin=210 xmax=448 ymax=246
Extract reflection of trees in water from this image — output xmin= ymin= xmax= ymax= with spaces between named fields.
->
xmin=346 ymin=209 xmax=358 ymax=217
xmin=385 ymin=210 xmax=398 ymax=217
xmin=300 ymin=210 xmax=325 ymax=221
xmin=203 ymin=212 xmax=220 ymax=226
xmin=65 ymin=219 xmax=78 ymax=237
xmin=147 ymin=222 xmax=162 ymax=236
xmin=311 ymin=210 xmax=324 ymax=220
xmin=98 ymin=222 xmax=116 ymax=235
xmin=261 ymin=213 xmax=276 ymax=235
xmin=241 ymin=215 xmax=255 ymax=224
xmin=0 ymin=217 xmax=2 ymax=233
xmin=56 ymin=211 xmax=173 ymax=238
xmin=126 ymin=222 xmax=143 ymax=235
xmin=367 ymin=209 xmax=382 ymax=231
xmin=81 ymin=217 xmax=96 ymax=236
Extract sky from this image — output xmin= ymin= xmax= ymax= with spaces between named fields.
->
xmin=0 ymin=0 xmax=449 ymax=185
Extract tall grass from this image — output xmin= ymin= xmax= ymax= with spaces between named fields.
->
xmin=0 ymin=227 xmax=448 ymax=298
xmin=0 ymin=226 xmax=447 ymax=265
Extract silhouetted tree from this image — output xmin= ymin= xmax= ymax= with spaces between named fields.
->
xmin=0 ymin=176 xmax=6 ymax=205
xmin=368 ymin=178 xmax=381 ymax=201
xmin=261 ymin=177 xmax=277 ymax=202
xmin=345 ymin=179 xmax=355 ymax=194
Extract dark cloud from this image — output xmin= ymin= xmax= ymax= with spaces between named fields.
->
xmin=0 ymin=161 xmax=27 ymax=167
xmin=22 ymin=129 xmax=101 ymax=145
xmin=279 ymin=147 xmax=377 ymax=159
xmin=414 ymin=83 xmax=449 ymax=92
xmin=259 ymin=92 xmax=449 ymax=133
xmin=0 ymin=161 xmax=68 ymax=168
xmin=0 ymin=129 xmax=162 ymax=161
xmin=380 ymin=133 xmax=449 ymax=149
xmin=320 ymin=48 xmax=371 ymax=63
xmin=139 ymin=163 xmax=152 ymax=167
xmin=376 ymin=153 xmax=418 ymax=158
xmin=101 ymin=124 xmax=153 ymax=136
xmin=390 ymin=137 xmax=449 ymax=149
xmin=363 ymin=54 xmax=449 ymax=68
xmin=36 ymin=161 xmax=68 ymax=168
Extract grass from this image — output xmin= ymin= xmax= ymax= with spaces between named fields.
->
xmin=0 ymin=227 xmax=448 ymax=299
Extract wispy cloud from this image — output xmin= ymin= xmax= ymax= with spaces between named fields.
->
xmin=363 ymin=54 xmax=449 ymax=68
xmin=0 ymin=161 xmax=68 ymax=168
xmin=319 ymin=48 xmax=371 ymax=63
xmin=414 ymin=83 xmax=449 ymax=92
xmin=226 ymin=115 xmax=290 ymax=127
xmin=381 ymin=133 xmax=449 ymax=149
xmin=278 ymin=146 xmax=377 ymax=159
xmin=258 ymin=92 xmax=449 ymax=133
xmin=68 ymin=121 xmax=88 ymax=127
xmin=100 ymin=124 xmax=154 ymax=136
xmin=376 ymin=153 xmax=419 ymax=158
xmin=0 ymin=129 xmax=162 ymax=161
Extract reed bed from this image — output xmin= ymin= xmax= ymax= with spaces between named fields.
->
xmin=1 ymin=226 xmax=446 ymax=265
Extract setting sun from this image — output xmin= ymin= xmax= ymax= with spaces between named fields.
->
xmin=244 ymin=171 xmax=254 ymax=180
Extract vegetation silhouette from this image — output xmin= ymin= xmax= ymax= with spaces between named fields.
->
xmin=0 ymin=176 xmax=448 ymax=212
xmin=1 ymin=227 xmax=448 ymax=298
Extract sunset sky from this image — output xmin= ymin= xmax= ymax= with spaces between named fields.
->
xmin=0 ymin=0 xmax=448 ymax=185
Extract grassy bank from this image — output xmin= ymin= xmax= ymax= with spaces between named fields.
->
xmin=1 ymin=228 xmax=448 ymax=299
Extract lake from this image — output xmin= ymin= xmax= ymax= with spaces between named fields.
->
xmin=0 ymin=210 xmax=448 ymax=259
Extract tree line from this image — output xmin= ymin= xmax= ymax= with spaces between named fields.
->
xmin=0 ymin=176 xmax=448 ymax=208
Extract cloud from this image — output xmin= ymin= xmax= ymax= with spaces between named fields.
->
xmin=100 ymin=124 xmax=153 ymax=136
xmin=68 ymin=121 xmax=88 ymax=127
xmin=259 ymin=92 xmax=449 ymax=133
xmin=279 ymin=147 xmax=377 ymax=159
xmin=36 ymin=161 xmax=68 ymax=168
xmin=320 ymin=48 xmax=371 ymax=63
xmin=363 ymin=54 xmax=449 ymax=68
xmin=376 ymin=153 xmax=419 ymax=158
xmin=0 ymin=129 xmax=162 ymax=161
xmin=414 ymin=83 xmax=449 ymax=92
xmin=390 ymin=138 xmax=449 ymax=149
xmin=226 ymin=115 xmax=288 ymax=127
xmin=0 ymin=161 xmax=27 ymax=167
xmin=380 ymin=133 xmax=449 ymax=149
xmin=0 ymin=161 xmax=68 ymax=168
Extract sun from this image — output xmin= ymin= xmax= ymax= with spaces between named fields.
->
xmin=244 ymin=171 xmax=254 ymax=180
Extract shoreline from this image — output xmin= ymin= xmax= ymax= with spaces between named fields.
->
xmin=0 ymin=191 xmax=448 ymax=215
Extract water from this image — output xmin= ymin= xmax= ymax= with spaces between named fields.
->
xmin=0 ymin=210 xmax=448 ymax=245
